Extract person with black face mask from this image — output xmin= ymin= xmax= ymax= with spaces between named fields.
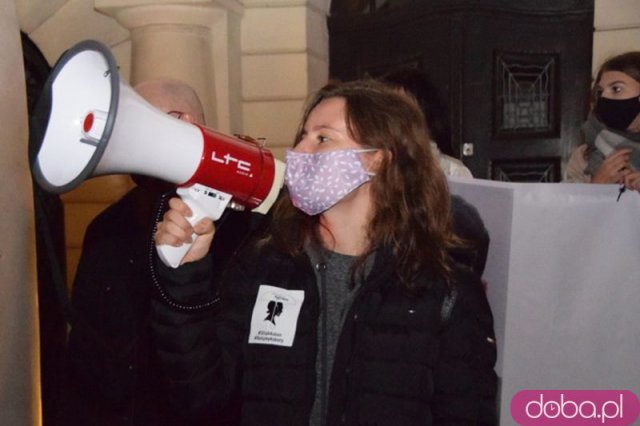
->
xmin=565 ymin=51 xmax=640 ymax=193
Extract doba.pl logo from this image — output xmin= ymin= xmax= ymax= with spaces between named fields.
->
xmin=511 ymin=390 xmax=640 ymax=425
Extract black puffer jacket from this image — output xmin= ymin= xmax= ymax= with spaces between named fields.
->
xmin=152 ymin=243 xmax=497 ymax=426
xmin=58 ymin=188 xmax=258 ymax=426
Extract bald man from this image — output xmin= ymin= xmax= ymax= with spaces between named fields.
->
xmin=57 ymin=79 xmax=211 ymax=426
xmin=134 ymin=78 xmax=205 ymax=123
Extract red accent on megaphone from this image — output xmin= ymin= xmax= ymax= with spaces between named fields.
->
xmin=83 ymin=113 xmax=94 ymax=133
xmin=181 ymin=125 xmax=276 ymax=210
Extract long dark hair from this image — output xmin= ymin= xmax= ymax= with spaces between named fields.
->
xmin=268 ymin=80 xmax=458 ymax=292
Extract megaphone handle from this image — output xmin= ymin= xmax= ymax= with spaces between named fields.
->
xmin=156 ymin=184 xmax=232 ymax=268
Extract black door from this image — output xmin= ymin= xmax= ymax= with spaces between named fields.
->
xmin=329 ymin=0 xmax=594 ymax=181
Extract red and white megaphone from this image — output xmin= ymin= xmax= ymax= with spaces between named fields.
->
xmin=31 ymin=40 xmax=284 ymax=268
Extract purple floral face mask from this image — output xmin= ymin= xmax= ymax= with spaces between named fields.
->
xmin=285 ymin=149 xmax=376 ymax=215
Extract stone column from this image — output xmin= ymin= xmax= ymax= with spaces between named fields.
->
xmin=0 ymin=0 xmax=41 ymax=424
xmin=96 ymin=0 xmax=244 ymax=132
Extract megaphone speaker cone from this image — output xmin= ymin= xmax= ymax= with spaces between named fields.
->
xmin=32 ymin=40 xmax=119 ymax=194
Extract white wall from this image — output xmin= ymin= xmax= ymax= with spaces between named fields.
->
xmin=593 ymin=0 xmax=640 ymax=74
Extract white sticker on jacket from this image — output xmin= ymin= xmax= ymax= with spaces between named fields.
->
xmin=248 ymin=285 xmax=305 ymax=347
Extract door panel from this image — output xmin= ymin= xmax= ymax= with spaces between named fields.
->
xmin=329 ymin=0 xmax=594 ymax=180
xmin=459 ymin=9 xmax=593 ymax=179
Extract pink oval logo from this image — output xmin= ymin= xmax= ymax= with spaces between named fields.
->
xmin=511 ymin=390 xmax=640 ymax=425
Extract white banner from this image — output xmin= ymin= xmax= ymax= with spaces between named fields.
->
xmin=448 ymin=178 xmax=640 ymax=424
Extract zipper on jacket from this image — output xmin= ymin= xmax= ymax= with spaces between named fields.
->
xmin=316 ymin=261 xmax=329 ymax=426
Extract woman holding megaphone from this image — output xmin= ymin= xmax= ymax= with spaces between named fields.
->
xmin=152 ymin=80 xmax=497 ymax=426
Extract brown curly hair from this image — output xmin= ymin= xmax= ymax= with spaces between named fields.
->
xmin=267 ymin=79 xmax=458 ymax=293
